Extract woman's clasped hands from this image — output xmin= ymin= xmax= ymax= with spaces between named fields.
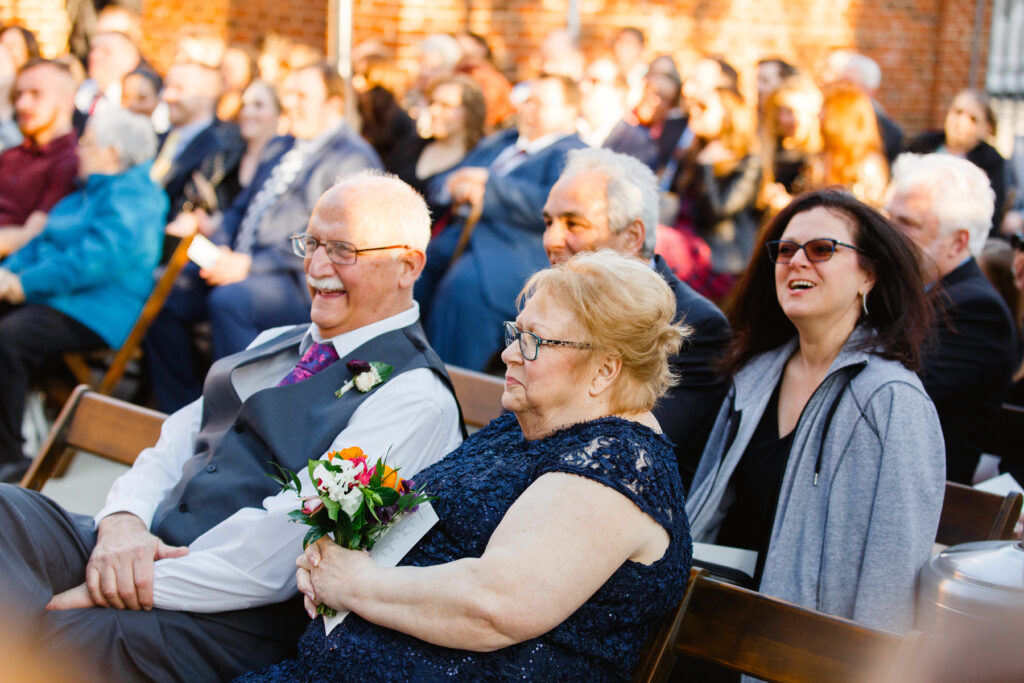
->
xmin=295 ymin=537 xmax=374 ymax=620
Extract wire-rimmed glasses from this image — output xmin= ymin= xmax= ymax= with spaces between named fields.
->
xmin=502 ymin=321 xmax=595 ymax=361
xmin=289 ymin=233 xmax=411 ymax=265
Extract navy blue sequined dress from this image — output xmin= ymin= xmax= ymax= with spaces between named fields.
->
xmin=238 ymin=413 xmax=692 ymax=682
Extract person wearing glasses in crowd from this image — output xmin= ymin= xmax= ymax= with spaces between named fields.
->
xmin=0 ymin=173 xmax=462 ymax=679
xmin=685 ymin=189 xmax=944 ymax=633
xmin=239 ymin=250 xmax=692 ymax=682
xmin=145 ymin=61 xmax=382 ymax=413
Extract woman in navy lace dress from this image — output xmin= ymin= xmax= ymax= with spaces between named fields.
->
xmin=239 ymin=250 xmax=693 ymax=681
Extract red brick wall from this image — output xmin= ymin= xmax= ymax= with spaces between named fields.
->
xmin=0 ymin=0 xmax=68 ymax=59
xmin=1 ymin=0 xmax=991 ymax=136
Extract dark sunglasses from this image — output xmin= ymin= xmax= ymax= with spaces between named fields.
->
xmin=766 ymin=238 xmax=868 ymax=264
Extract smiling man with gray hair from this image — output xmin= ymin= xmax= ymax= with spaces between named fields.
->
xmin=887 ymin=152 xmax=1017 ymax=483
xmin=0 ymin=172 xmax=463 ymax=679
xmin=542 ymin=147 xmax=731 ymax=485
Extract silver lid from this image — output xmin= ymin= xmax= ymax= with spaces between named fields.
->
xmin=925 ymin=541 xmax=1024 ymax=595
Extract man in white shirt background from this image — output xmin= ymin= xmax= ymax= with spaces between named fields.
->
xmin=0 ymin=172 xmax=463 ymax=680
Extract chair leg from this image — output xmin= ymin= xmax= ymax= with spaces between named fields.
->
xmin=62 ymin=354 xmax=96 ymax=387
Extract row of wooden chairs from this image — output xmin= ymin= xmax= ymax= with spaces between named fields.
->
xmin=633 ymin=568 xmax=925 ymax=682
xmin=17 ymin=378 xmax=1022 ymax=683
xmin=21 ymin=367 xmax=507 ymax=492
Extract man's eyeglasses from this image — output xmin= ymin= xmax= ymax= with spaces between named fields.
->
xmin=289 ymin=233 xmax=410 ymax=265
xmin=502 ymin=321 xmax=595 ymax=361
xmin=766 ymin=238 xmax=868 ymax=264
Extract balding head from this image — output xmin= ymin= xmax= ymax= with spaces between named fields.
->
xmin=303 ymin=172 xmax=429 ymax=338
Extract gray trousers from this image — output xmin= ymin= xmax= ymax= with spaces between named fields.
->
xmin=0 ymin=485 xmax=307 ymax=682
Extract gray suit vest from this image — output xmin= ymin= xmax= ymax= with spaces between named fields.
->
xmin=151 ymin=321 xmax=460 ymax=548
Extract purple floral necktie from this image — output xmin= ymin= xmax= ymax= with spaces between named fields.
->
xmin=277 ymin=342 xmax=340 ymax=386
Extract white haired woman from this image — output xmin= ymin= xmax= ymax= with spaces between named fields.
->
xmin=238 ymin=250 xmax=693 ymax=681
xmin=0 ymin=109 xmax=167 ymax=482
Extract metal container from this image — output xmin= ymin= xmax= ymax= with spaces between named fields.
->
xmin=917 ymin=540 xmax=1024 ymax=633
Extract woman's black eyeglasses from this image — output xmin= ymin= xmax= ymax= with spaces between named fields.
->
xmin=766 ymin=238 xmax=868 ymax=264
xmin=502 ymin=321 xmax=595 ymax=361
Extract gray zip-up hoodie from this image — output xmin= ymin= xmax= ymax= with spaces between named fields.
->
xmin=686 ymin=328 xmax=945 ymax=632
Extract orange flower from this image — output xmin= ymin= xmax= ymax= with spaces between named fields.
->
xmin=380 ymin=465 xmax=400 ymax=490
xmin=330 ymin=446 xmax=364 ymax=461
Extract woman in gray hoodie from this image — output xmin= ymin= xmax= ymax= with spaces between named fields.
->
xmin=686 ymin=189 xmax=944 ymax=633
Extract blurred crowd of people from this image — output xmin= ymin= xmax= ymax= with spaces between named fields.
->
xmin=0 ymin=11 xmax=1022 ymax=487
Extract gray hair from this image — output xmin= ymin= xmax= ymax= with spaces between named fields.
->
xmin=86 ymin=108 xmax=157 ymax=170
xmin=418 ymin=34 xmax=462 ymax=70
xmin=558 ymin=147 xmax=659 ymax=258
xmin=889 ymin=152 xmax=994 ymax=257
xmin=828 ymin=50 xmax=881 ymax=91
xmin=330 ymin=169 xmax=431 ymax=252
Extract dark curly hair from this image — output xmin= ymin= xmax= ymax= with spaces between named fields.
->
xmin=722 ymin=188 xmax=933 ymax=375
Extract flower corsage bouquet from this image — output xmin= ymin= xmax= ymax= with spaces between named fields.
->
xmin=270 ymin=446 xmax=435 ymax=618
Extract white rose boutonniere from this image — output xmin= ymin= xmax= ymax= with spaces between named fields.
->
xmin=335 ymin=359 xmax=394 ymax=398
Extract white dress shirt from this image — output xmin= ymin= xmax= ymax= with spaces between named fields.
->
xmin=96 ymin=303 xmax=463 ymax=612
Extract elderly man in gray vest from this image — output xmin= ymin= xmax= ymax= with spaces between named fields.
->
xmin=0 ymin=172 xmax=463 ymax=681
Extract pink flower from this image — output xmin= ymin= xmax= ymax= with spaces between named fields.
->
xmin=301 ymin=496 xmax=324 ymax=515
xmin=353 ymin=462 xmax=373 ymax=487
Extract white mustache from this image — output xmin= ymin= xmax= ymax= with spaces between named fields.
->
xmin=306 ymin=275 xmax=345 ymax=292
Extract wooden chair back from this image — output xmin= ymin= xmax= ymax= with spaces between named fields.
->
xmin=63 ymin=234 xmax=196 ymax=395
xmin=446 ymin=364 xmax=505 ymax=430
xmin=20 ymin=385 xmax=166 ymax=491
xmin=936 ymin=480 xmax=1023 ymax=546
xmin=633 ymin=569 xmax=924 ymax=683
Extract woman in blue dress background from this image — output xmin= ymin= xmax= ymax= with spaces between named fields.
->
xmin=239 ymin=250 xmax=693 ymax=681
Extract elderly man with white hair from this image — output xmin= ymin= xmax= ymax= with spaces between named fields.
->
xmin=542 ymin=147 xmax=731 ymax=486
xmin=0 ymin=171 xmax=463 ymax=679
xmin=0 ymin=108 xmax=167 ymax=482
xmin=887 ymin=153 xmax=1017 ymax=483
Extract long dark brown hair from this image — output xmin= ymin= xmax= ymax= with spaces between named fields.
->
xmin=721 ymin=188 xmax=933 ymax=376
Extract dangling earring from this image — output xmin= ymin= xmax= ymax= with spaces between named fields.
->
xmin=861 ymin=291 xmax=869 ymax=317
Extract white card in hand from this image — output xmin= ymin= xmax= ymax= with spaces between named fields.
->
xmin=186 ymin=234 xmax=222 ymax=270
xmin=322 ymin=502 xmax=439 ymax=635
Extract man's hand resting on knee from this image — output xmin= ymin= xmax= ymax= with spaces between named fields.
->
xmin=46 ymin=512 xmax=189 ymax=611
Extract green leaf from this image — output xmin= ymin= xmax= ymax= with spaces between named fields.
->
xmin=303 ymin=526 xmax=327 ymax=548
xmin=266 ymin=461 xmax=300 ymax=493
xmin=287 ymin=509 xmax=307 ymax=522
xmin=376 ymin=488 xmax=400 ymax=506
xmin=323 ymin=496 xmax=341 ymax=522
xmin=335 ymin=512 xmax=355 ymax=546
xmin=370 ymin=362 xmax=394 ymax=384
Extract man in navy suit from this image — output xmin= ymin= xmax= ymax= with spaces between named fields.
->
xmin=542 ymin=148 xmax=731 ymax=487
xmin=151 ymin=61 xmax=241 ymax=222
xmin=416 ymin=74 xmax=587 ymax=370
xmin=147 ymin=61 xmax=383 ymax=412
xmin=887 ymin=153 xmax=1018 ymax=484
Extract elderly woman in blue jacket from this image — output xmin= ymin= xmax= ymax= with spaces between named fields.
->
xmin=0 ymin=108 xmax=167 ymax=482
xmin=686 ymin=188 xmax=944 ymax=633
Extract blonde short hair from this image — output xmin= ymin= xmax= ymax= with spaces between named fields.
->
xmin=518 ymin=250 xmax=689 ymax=413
